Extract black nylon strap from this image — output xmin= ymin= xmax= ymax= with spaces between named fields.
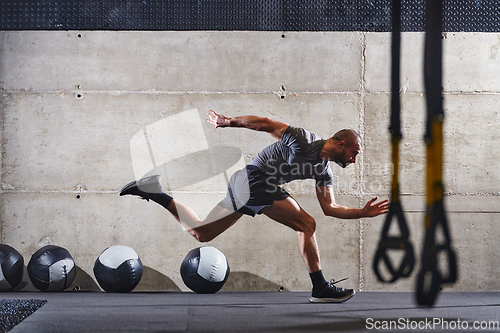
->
xmin=424 ymin=0 xmax=444 ymax=142
xmin=373 ymin=0 xmax=415 ymax=284
xmin=389 ymin=0 xmax=402 ymax=139
xmin=416 ymin=0 xmax=458 ymax=306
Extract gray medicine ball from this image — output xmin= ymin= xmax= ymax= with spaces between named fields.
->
xmin=93 ymin=245 xmax=143 ymax=293
xmin=27 ymin=245 xmax=76 ymax=292
xmin=180 ymin=246 xmax=230 ymax=294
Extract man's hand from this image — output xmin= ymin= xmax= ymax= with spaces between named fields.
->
xmin=207 ymin=110 xmax=230 ymax=128
xmin=362 ymin=197 xmax=390 ymax=217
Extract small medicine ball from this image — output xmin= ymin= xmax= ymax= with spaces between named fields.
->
xmin=27 ymin=245 xmax=76 ymax=292
xmin=0 ymin=244 xmax=24 ymax=291
xmin=180 ymin=246 xmax=230 ymax=294
xmin=93 ymin=245 xmax=143 ymax=293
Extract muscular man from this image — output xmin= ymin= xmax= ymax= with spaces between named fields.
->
xmin=120 ymin=110 xmax=389 ymax=303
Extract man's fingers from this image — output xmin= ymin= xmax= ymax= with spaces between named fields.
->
xmin=365 ymin=198 xmax=390 ymax=216
xmin=372 ymin=198 xmax=389 ymax=206
xmin=206 ymin=110 xmax=220 ymax=128
xmin=378 ymin=199 xmax=390 ymax=207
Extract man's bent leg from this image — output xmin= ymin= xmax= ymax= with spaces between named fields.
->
xmin=260 ymin=197 xmax=321 ymax=273
xmin=261 ymin=197 xmax=355 ymax=303
xmin=120 ymin=175 xmax=243 ymax=242
xmin=168 ymin=200 xmax=243 ymax=243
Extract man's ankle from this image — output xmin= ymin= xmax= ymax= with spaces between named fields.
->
xmin=309 ymin=270 xmax=328 ymax=291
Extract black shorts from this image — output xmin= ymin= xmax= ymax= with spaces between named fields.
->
xmin=218 ymin=165 xmax=290 ymax=217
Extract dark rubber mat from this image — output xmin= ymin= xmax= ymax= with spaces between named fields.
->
xmin=0 ymin=299 xmax=47 ymax=333
xmin=0 ymin=0 xmax=499 ymax=32
xmin=1 ymin=292 xmax=499 ymax=332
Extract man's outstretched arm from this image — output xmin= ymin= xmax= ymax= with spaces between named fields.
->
xmin=207 ymin=110 xmax=288 ymax=140
xmin=316 ymin=186 xmax=390 ymax=219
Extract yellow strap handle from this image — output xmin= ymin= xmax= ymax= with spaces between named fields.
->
xmin=426 ymin=117 xmax=444 ymax=206
xmin=391 ymin=137 xmax=401 ymax=203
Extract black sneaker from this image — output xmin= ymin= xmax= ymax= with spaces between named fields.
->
xmin=309 ymin=278 xmax=355 ymax=303
xmin=119 ymin=175 xmax=162 ymax=200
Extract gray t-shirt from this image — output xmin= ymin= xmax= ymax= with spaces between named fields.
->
xmin=247 ymin=126 xmax=333 ymax=187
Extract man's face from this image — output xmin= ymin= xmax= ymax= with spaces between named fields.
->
xmin=334 ymin=140 xmax=361 ymax=168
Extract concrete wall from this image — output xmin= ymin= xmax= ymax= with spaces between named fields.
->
xmin=0 ymin=31 xmax=498 ymax=292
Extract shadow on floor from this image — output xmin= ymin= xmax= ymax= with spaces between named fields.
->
xmin=222 ymin=271 xmax=285 ymax=292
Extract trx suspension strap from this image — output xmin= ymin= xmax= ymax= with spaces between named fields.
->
xmin=416 ymin=0 xmax=458 ymax=306
xmin=373 ymin=0 xmax=415 ymax=283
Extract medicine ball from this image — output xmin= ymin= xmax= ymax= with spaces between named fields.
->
xmin=180 ymin=246 xmax=230 ymax=294
xmin=27 ymin=245 xmax=76 ymax=292
xmin=0 ymin=244 xmax=24 ymax=291
xmin=93 ymin=245 xmax=143 ymax=293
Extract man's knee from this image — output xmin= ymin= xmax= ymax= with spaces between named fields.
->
xmin=297 ymin=215 xmax=316 ymax=235
xmin=188 ymin=228 xmax=214 ymax=243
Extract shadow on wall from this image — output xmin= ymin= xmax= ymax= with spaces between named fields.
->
xmin=15 ymin=266 xmax=282 ymax=292
xmin=69 ymin=266 xmax=101 ymax=291
xmin=133 ymin=269 xmax=286 ymax=292
xmin=222 ymin=272 xmax=286 ymax=292
xmin=135 ymin=266 xmax=181 ymax=291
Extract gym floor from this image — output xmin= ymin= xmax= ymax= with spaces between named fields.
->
xmin=1 ymin=291 xmax=499 ymax=332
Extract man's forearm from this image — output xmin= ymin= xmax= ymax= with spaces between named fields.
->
xmin=324 ymin=204 xmax=365 ymax=219
xmin=322 ymin=198 xmax=390 ymax=219
xmin=228 ymin=116 xmax=274 ymax=133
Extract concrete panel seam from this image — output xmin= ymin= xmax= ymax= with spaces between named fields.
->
xmin=365 ymin=91 xmax=500 ymax=95
xmin=0 ymin=91 xmax=3 ymax=243
xmin=344 ymin=192 xmax=500 ymax=197
xmin=0 ymin=190 xmax=120 ymax=194
xmin=360 ymin=191 xmax=500 ymax=198
xmin=2 ymin=189 xmax=496 ymax=196
xmin=445 ymin=192 xmax=500 ymax=196
xmin=404 ymin=192 xmax=500 ymax=196
xmin=442 ymin=91 xmax=500 ymax=96
xmin=0 ymin=189 xmax=228 ymax=195
xmin=2 ymin=90 xmax=365 ymax=96
xmin=358 ymin=32 xmax=368 ymax=292
xmin=10 ymin=89 xmax=500 ymax=96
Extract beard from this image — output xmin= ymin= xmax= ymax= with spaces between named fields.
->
xmin=333 ymin=153 xmax=349 ymax=168
xmin=335 ymin=161 xmax=348 ymax=168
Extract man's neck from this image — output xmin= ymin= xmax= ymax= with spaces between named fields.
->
xmin=319 ymin=139 xmax=334 ymax=161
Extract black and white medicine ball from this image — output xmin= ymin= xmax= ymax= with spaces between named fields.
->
xmin=93 ymin=245 xmax=143 ymax=293
xmin=180 ymin=246 xmax=230 ymax=294
xmin=27 ymin=245 xmax=76 ymax=292
xmin=0 ymin=244 xmax=24 ymax=292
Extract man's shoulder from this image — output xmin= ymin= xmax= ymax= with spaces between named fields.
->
xmin=283 ymin=126 xmax=322 ymax=142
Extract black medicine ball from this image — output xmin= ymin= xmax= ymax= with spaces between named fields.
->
xmin=0 ymin=244 xmax=24 ymax=291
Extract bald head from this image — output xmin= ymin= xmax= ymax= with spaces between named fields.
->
xmin=319 ymin=129 xmax=362 ymax=167
xmin=332 ymin=129 xmax=362 ymax=148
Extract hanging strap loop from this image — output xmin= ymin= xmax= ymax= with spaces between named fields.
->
xmin=373 ymin=200 xmax=415 ymax=283
xmin=417 ymin=202 xmax=458 ymax=305
xmin=416 ymin=0 xmax=458 ymax=306
xmin=373 ymin=0 xmax=415 ymax=284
